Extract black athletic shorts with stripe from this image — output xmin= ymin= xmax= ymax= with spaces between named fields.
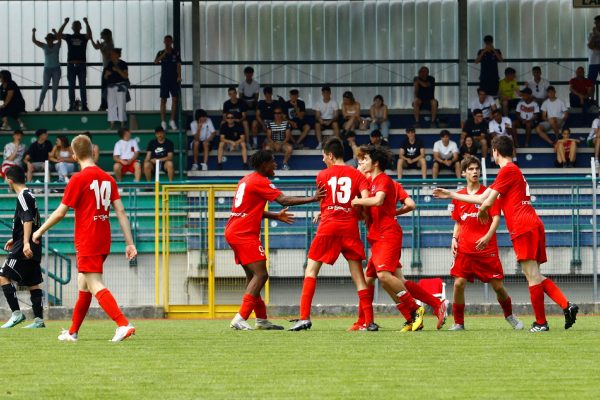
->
xmin=0 ymin=258 xmax=43 ymax=287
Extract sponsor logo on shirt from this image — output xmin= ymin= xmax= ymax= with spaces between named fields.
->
xmin=230 ymin=212 xmax=248 ymax=218
xmin=327 ymin=205 xmax=353 ymax=212
xmin=93 ymin=215 xmax=110 ymax=221
xmin=460 ymin=212 xmax=478 ymax=221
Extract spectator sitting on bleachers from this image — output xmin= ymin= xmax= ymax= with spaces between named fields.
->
xmin=144 ymin=126 xmax=174 ymax=181
xmin=432 ymin=130 xmax=460 ymax=179
xmin=569 ymin=66 xmax=595 ymax=113
xmin=588 ymin=111 xmax=600 ymax=161
xmin=469 ymin=87 xmax=496 ymax=121
xmin=83 ymin=132 xmax=100 ymax=163
xmin=24 ymin=129 xmax=53 ymax=182
xmin=313 ymin=85 xmax=340 ymax=149
xmin=369 ymin=129 xmax=389 ymax=149
xmin=413 ymin=66 xmax=438 ymax=127
xmin=536 ymin=86 xmax=568 ymax=146
xmin=526 ymin=66 xmax=550 ymax=105
xmin=190 ymin=108 xmax=216 ymax=171
xmin=252 ymin=86 xmax=279 ymax=150
xmin=475 ymin=35 xmax=503 ymax=96
xmin=49 ymin=135 xmax=75 ymax=182
xmin=112 ymin=128 xmax=141 ymax=181
xmin=222 ymin=87 xmax=250 ymax=140
xmin=461 ymin=109 xmax=489 ymax=158
xmin=489 ymin=109 xmax=517 ymax=162
xmin=397 ymin=127 xmax=427 ymax=179
xmin=498 ymin=67 xmax=521 ymax=116
xmin=263 ymin=106 xmax=293 ymax=170
xmin=285 ymin=89 xmax=310 ymax=149
xmin=1 ymin=130 xmax=25 ymax=179
xmin=342 ymin=131 xmax=359 ymax=167
xmin=555 ymin=128 xmax=579 ymax=168
xmin=0 ymin=70 xmax=26 ymax=131
xmin=238 ymin=66 xmax=259 ymax=110
xmin=513 ymin=87 xmax=540 ymax=147
xmin=459 ymin=136 xmax=480 ymax=161
xmin=218 ymin=112 xmax=247 ymax=170
xmin=369 ymin=94 xmax=390 ymax=138
xmin=340 ymin=91 xmax=361 ymax=133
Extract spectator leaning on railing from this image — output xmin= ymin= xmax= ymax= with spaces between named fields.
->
xmin=24 ymin=129 xmax=53 ymax=182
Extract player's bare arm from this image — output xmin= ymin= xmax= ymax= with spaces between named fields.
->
xmin=477 ymin=189 xmax=500 ymax=224
xmin=433 ymin=187 xmax=492 ymax=205
xmin=22 ymin=220 xmax=33 ymax=259
xmin=275 ymin=185 xmax=326 ymax=207
xmin=32 ymin=203 xmax=69 ymax=243
xmin=113 ymin=199 xmax=138 ymax=260
xmin=263 ymin=208 xmax=295 ymax=225
xmin=396 ymin=196 xmax=416 ymax=216
xmin=451 ymin=222 xmax=459 ymax=257
xmin=475 ymin=215 xmax=500 ymax=251
xmin=351 ymin=191 xmax=385 ymax=207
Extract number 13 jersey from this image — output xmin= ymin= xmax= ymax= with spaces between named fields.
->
xmin=62 ymin=165 xmax=120 ymax=256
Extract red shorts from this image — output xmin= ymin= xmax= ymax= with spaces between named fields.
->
xmin=308 ymin=235 xmax=365 ymax=265
xmin=451 ymin=252 xmax=504 ymax=283
xmin=512 ymin=224 xmax=547 ymax=264
xmin=77 ymin=254 xmax=108 ymax=273
xmin=121 ymin=162 xmax=137 ymax=174
xmin=365 ymin=238 xmax=401 ymax=277
xmin=228 ymin=239 xmax=266 ymax=266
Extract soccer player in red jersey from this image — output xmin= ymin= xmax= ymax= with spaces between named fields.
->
xmin=226 ymin=150 xmax=325 ymax=330
xmin=289 ymin=138 xmax=375 ymax=331
xmin=434 ymin=136 xmax=578 ymax=332
xmin=447 ymin=155 xmax=523 ymax=331
xmin=350 ymin=145 xmax=425 ymax=331
xmin=32 ymin=134 xmax=137 ymax=342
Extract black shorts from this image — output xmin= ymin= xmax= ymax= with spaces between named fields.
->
xmin=402 ymin=159 xmax=422 ymax=169
xmin=417 ymin=98 xmax=435 ymax=110
xmin=289 ymin=118 xmax=309 ymax=130
xmin=0 ymin=258 xmax=43 ymax=287
xmin=160 ymin=80 xmax=180 ymax=99
xmin=434 ymin=160 xmax=458 ymax=170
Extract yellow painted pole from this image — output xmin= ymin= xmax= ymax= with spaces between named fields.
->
xmin=208 ymin=188 xmax=216 ymax=318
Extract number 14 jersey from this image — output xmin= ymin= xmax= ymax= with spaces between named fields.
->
xmin=62 ymin=165 xmax=120 ymax=256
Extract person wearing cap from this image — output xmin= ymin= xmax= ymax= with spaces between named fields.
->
xmin=536 ymin=86 xmax=569 ymax=146
xmin=252 ymin=86 xmax=280 ymax=149
xmin=238 ymin=66 xmax=260 ymax=110
xmin=475 ymin=35 xmax=503 ymax=96
xmin=587 ymin=15 xmax=600 ymax=83
xmin=32 ymin=27 xmax=62 ymax=112
xmin=397 ymin=127 xmax=427 ymax=179
xmin=313 ymin=85 xmax=340 ymax=149
xmin=92 ymin=28 xmax=114 ymax=111
xmin=191 ymin=108 xmax=216 ymax=171
xmin=432 ymin=130 xmax=460 ymax=179
xmin=1 ymin=130 xmax=26 ymax=179
xmin=24 ymin=129 xmax=53 ymax=182
xmin=569 ymin=66 xmax=595 ymax=113
xmin=285 ymin=89 xmax=310 ymax=149
xmin=144 ymin=126 xmax=174 ymax=181
xmin=513 ymin=87 xmax=540 ymax=147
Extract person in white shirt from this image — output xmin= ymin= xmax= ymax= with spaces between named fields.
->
xmin=587 ymin=112 xmax=600 ymax=162
xmin=526 ymin=66 xmax=550 ymax=105
xmin=432 ymin=130 xmax=460 ymax=178
xmin=513 ymin=87 xmax=540 ymax=147
xmin=190 ymin=108 xmax=216 ymax=171
xmin=489 ymin=109 xmax=518 ymax=162
xmin=313 ymin=85 xmax=340 ymax=149
xmin=113 ymin=128 xmax=141 ymax=181
xmin=588 ymin=16 xmax=600 ymax=83
xmin=1 ymin=130 xmax=26 ymax=179
xmin=535 ymin=86 xmax=569 ymax=147
xmin=469 ymin=87 xmax=497 ymax=120
xmin=237 ymin=66 xmax=260 ymax=110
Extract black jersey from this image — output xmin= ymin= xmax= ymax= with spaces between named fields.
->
xmin=11 ymin=189 xmax=42 ymax=261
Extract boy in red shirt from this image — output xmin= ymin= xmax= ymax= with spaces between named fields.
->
xmin=448 ymin=155 xmax=523 ymax=330
xmin=32 ymin=134 xmax=137 ymax=342
xmin=434 ymin=136 xmax=578 ymax=332
xmin=225 ymin=150 xmax=324 ymax=330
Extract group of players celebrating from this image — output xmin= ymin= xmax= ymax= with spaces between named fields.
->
xmin=226 ymin=135 xmax=579 ymax=333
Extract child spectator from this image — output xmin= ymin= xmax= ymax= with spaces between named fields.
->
xmin=24 ymin=129 xmax=53 ymax=182
xmin=49 ymin=135 xmax=75 ymax=182
xmin=555 ymin=128 xmax=579 ymax=168
xmin=190 ymin=109 xmax=216 ymax=171
xmin=218 ymin=112 xmax=247 ymax=170
xmin=1 ymin=130 xmax=26 ymax=179
xmin=112 ymin=128 xmax=141 ymax=181
xmin=432 ymin=130 xmax=460 ymax=179
xmin=498 ymin=67 xmax=521 ymax=115
xmin=370 ymin=94 xmax=390 ymax=138
xmin=513 ymin=87 xmax=540 ymax=147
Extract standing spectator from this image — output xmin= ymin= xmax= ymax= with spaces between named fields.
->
xmin=238 ymin=66 xmax=260 ymax=110
xmin=155 ymin=35 xmax=182 ymax=131
xmin=0 ymin=70 xmax=26 ymax=131
xmin=144 ymin=126 xmax=174 ymax=181
xmin=104 ymin=48 xmax=129 ymax=130
xmin=498 ymin=67 xmax=521 ymax=115
xmin=370 ymin=94 xmax=390 ymax=138
xmin=536 ymin=86 xmax=568 ymax=146
xmin=588 ymin=15 xmax=600 ymax=83
xmin=1 ymin=130 xmax=26 ymax=179
xmin=526 ymin=66 xmax=550 ymax=105
xmin=369 ymin=130 xmax=389 ymax=149
xmin=340 ymin=91 xmax=361 ymax=133
xmin=285 ymin=89 xmax=310 ymax=149
xmin=223 ymin=87 xmax=250 ymax=139
xmin=475 ymin=35 xmax=503 ymax=96
xmin=83 ymin=132 xmax=100 ymax=163
xmin=263 ymin=106 xmax=293 ymax=170
xmin=190 ymin=109 xmax=216 ymax=171
xmin=32 ymin=28 xmax=61 ymax=112
xmin=218 ymin=112 xmax=247 ymax=170
xmin=569 ymin=66 xmax=595 ymax=113
xmin=489 ymin=109 xmax=518 ymax=161
xmin=49 ymin=135 xmax=75 ymax=182
xmin=432 ymin=130 xmax=460 ymax=179
xmin=57 ymin=17 xmax=92 ymax=111
xmin=513 ymin=87 xmax=540 ymax=147
xmin=91 ymin=28 xmax=114 ymax=111
xmin=252 ymin=86 xmax=279 ymax=149
xmin=555 ymin=128 xmax=579 ymax=168
xmin=314 ymin=85 xmax=340 ymax=148
xmin=397 ymin=127 xmax=427 ymax=179
xmin=113 ymin=128 xmax=141 ymax=181
xmin=469 ymin=87 xmax=497 ymax=120
xmin=24 ymin=129 xmax=53 ymax=182
xmin=413 ymin=66 xmax=438 ymax=127
xmin=459 ymin=136 xmax=480 ymax=160
xmin=461 ymin=109 xmax=489 ymax=158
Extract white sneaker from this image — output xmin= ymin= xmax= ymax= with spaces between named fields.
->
xmin=0 ymin=123 xmax=10 ymax=131
xmin=1 ymin=310 xmax=25 ymax=328
xmin=58 ymin=329 xmax=78 ymax=341
xmin=448 ymin=324 xmax=465 ymax=331
xmin=282 ymin=163 xmax=290 ymax=171
xmin=315 ymin=142 xmax=322 ymax=150
xmin=230 ymin=313 xmax=254 ymax=330
xmin=111 ymin=324 xmax=136 ymax=342
xmin=505 ymin=314 xmax=524 ymax=330
xmin=161 ymin=121 xmax=167 ymax=131
xmin=200 ymin=163 xmax=208 ymax=171
xmin=255 ymin=318 xmax=284 ymax=330
xmin=191 ymin=164 xmax=199 ymax=171
xmin=169 ymin=120 xmax=178 ymax=130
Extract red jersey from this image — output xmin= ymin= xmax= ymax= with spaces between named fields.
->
xmin=394 ymin=181 xmax=409 ymax=203
xmin=366 ymin=173 xmax=402 ymax=240
xmin=489 ymin=162 xmax=542 ymax=239
xmin=61 ymin=165 xmax=120 ymax=256
xmin=225 ymin=172 xmax=282 ymax=244
xmin=451 ymin=185 xmax=500 ymax=255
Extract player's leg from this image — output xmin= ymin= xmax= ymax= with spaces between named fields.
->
xmin=449 ymin=277 xmax=467 ymax=330
xmin=289 ymin=258 xmax=322 ymax=331
xmin=399 ymin=269 xmax=446 ymax=329
xmin=377 ymin=270 xmax=423 ymax=331
xmin=241 ymin=263 xmax=282 ymax=331
xmin=60 ymin=272 xmax=91 ymax=340
xmin=521 ymin=259 xmax=549 ymax=332
xmin=0 ymin=261 xmax=25 ymax=328
xmin=348 ymin=259 xmax=376 ymax=331
xmin=23 ymin=284 xmax=45 ymax=328
xmin=489 ymin=278 xmax=523 ymax=330
xmin=232 ymin=260 xmax=269 ymax=330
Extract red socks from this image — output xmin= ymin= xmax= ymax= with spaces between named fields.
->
xmin=356 ymin=285 xmax=374 ymax=326
xmin=238 ymin=293 xmax=257 ymax=320
xmin=357 ymin=289 xmax=374 ymax=325
xmin=254 ymin=296 xmax=268 ymax=319
xmin=541 ymin=278 xmax=569 ymax=309
xmin=69 ymin=290 xmax=92 ymax=335
xmin=529 ymin=283 xmax=546 ymax=325
xmin=299 ymin=277 xmax=317 ymax=320
xmin=405 ymin=280 xmax=442 ymax=313
xmin=452 ymin=303 xmax=465 ymax=325
xmin=96 ymin=288 xmax=128 ymax=327
xmin=498 ymin=296 xmax=513 ymax=318
xmin=395 ymin=291 xmax=418 ymax=321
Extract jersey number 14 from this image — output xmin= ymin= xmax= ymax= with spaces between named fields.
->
xmin=90 ymin=180 xmax=112 ymax=211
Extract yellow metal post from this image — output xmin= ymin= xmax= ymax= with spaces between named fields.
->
xmin=208 ymin=187 xmax=216 ymax=318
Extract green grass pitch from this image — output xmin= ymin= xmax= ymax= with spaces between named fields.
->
xmin=3 ymin=315 xmax=599 ymax=399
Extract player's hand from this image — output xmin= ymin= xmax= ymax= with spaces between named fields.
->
xmin=313 ymin=185 xmax=326 ymax=201
xmin=125 ymin=244 xmax=137 ymax=260
xmin=432 ymin=188 xmax=451 ymax=199
xmin=32 ymin=230 xmax=42 ymax=244
xmin=64 ymin=17 xmax=70 ymax=23
xmin=477 ymin=208 xmax=490 ymax=224
xmin=4 ymin=239 xmax=13 ymax=251
xmin=277 ymin=207 xmax=295 ymax=225
xmin=23 ymin=243 xmax=33 ymax=259
xmin=83 ymin=17 xmax=88 ymax=23
xmin=351 ymin=196 xmax=360 ymax=207
xmin=312 ymin=212 xmax=321 ymax=224
xmin=475 ymin=235 xmax=491 ymax=251
xmin=451 ymin=237 xmax=458 ymax=257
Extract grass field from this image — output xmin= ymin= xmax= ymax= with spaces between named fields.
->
xmin=3 ymin=315 xmax=600 ymax=400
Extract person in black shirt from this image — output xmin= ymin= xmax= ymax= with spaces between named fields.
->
xmin=223 ymin=87 xmax=250 ymax=139
xmin=155 ymin=35 xmax=182 ymax=131
xmin=397 ymin=127 xmax=427 ymax=179
xmin=0 ymin=70 xmax=26 ymax=131
xmin=413 ymin=66 xmax=439 ymax=127
xmin=285 ymin=89 xmax=310 ymax=149
xmin=475 ymin=35 xmax=503 ymax=97
xmin=103 ymin=48 xmax=129 ymax=130
xmin=459 ymin=136 xmax=481 ymax=160
xmin=57 ymin=17 xmax=92 ymax=111
xmin=252 ymin=86 xmax=280 ymax=149
xmin=460 ymin=108 xmax=489 ymax=158
xmin=144 ymin=126 xmax=174 ymax=181
xmin=0 ymin=166 xmax=45 ymax=328
xmin=218 ymin=112 xmax=247 ymax=170
xmin=24 ymin=129 xmax=53 ymax=182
